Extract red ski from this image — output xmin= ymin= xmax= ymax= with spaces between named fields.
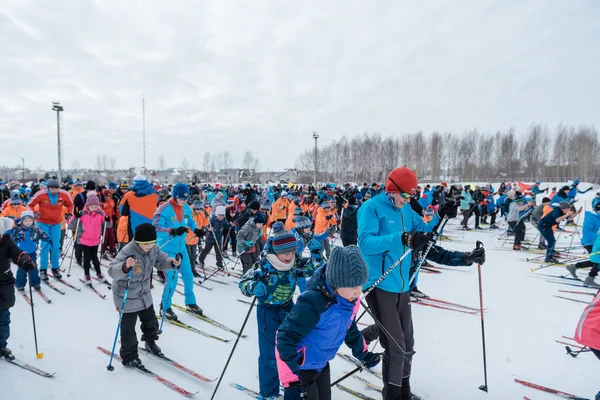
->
xmin=18 ymin=290 xmax=32 ymax=306
xmin=34 ymin=288 xmax=51 ymax=304
xmin=138 ymin=346 xmax=215 ymax=382
xmin=419 ymin=296 xmax=481 ymax=312
xmin=79 ymin=279 xmax=106 ymax=299
xmin=414 ymin=301 xmax=477 ymax=315
xmin=555 ymin=340 xmax=584 ymax=349
xmin=514 ymin=378 xmax=591 ymax=399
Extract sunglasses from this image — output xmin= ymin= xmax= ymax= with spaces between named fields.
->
xmin=398 ymin=192 xmax=412 ymax=199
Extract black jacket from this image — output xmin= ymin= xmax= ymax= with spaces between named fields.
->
xmin=1 ymin=235 xmax=29 ymax=309
xmin=340 ymin=205 xmax=359 ymax=242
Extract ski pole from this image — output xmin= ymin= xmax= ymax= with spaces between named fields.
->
xmin=98 ymin=218 xmax=108 ymax=259
xmin=107 ymin=268 xmax=134 ymax=371
xmin=566 ymin=345 xmax=590 ymax=358
xmin=210 ymin=296 xmax=257 ymax=400
xmin=330 ymin=365 xmax=363 ymax=387
xmin=476 ymin=240 xmax=488 ymax=392
xmin=565 ymin=205 xmax=583 ymax=258
xmin=28 ymin=270 xmax=43 ymax=359
xmin=67 ymin=219 xmax=81 ymax=277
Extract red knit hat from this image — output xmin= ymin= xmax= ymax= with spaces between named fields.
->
xmin=385 ymin=167 xmax=418 ymax=194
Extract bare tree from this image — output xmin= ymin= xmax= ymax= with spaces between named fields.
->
xmin=71 ymin=159 xmax=80 ymax=171
xmin=158 ymin=154 xmax=166 ymax=170
xmin=223 ymin=151 xmax=234 ymax=170
xmin=242 ymin=151 xmax=254 ymax=170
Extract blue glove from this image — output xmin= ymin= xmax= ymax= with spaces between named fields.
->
xmin=251 ymin=281 xmax=267 ymax=297
xmin=356 ymin=351 xmax=381 ymax=369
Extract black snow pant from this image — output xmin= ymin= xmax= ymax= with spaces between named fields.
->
xmin=471 ymin=205 xmax=481 ymax=228
xmin=574 ymin=245 xmax=599 ymax=278
xmin=240 ymin=252 xmax=258 ymax=274
xmin=488 ymin=210 xmax=497 ymax=226
xmin=82 ymin=245 xmax=101 ymax=277
xmin=592 ymin=348 xmax=600 ymax=361
xmin=223 ymin=228 xmax=237 ymax=253
xmin=365 ymin=289 xmax=414 ymax=400
xmin=283 ymin=362 xmax=331 ymax=400
xmin=513 ymin=219 xmax=526 ymax=246
xmin=198 ymin=242 xmax=224 ymax=268
xmin=120 ymin=304 xmax=159 ymax=364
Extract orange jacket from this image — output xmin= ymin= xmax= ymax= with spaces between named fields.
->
xmin=314 ymin=207 xmax=336 ymax=235
xmin=284 ymin=202 xmax=298 ymax=230
xmin=186 ymin=211 xmax=209 ymax=245
xmin=271 ymin=198 xmax=289 ymax=221
xmin=28 ymin=190 xmax=74 ymax=225
xmin=542 ymin=205 xmax=557 ymax=233
xmin=103 ymin=197 xmax=116 ymax=219
xmin=0 ymin=204 xmax=27 ymax=219
xmin=68 ymin=187 xmax=84 ymax=201
xmin=116 ymin=216 xmax=130 ymax=243
xmin=260 ymin=214 xmax=274 ymax=241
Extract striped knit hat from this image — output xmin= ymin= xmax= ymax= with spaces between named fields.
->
xmin=321 ymin=201 xmax=332 ymax=209
xmin=293 ymin=207 xmax=303 ymax=216
xmin=271 ymin=222 xmax=297 ymax=255
xmin=294 ymin=216 xmax=311 ymax=230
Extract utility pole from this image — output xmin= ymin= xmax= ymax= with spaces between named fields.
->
xmin=312 ymin=132 xmax=319 ymax=187
xmin=20 ymin=157 xmax=24 ymax=181
xmin=52 ymin=102 xmax=64 ymax=182
xmin=142 ymin=95 xmax=146 ymax=173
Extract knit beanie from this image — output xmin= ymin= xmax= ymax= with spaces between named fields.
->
xmin=85 ymin=181 xmax=96 ymax=191
xmin=253 ymin=212 xmax=267 ymax=225
xmin=595 ymin=202 xmax=600 ymax=212
xmin=321 ymin=201 xmax=332 ymax=209
xmin=193 ymin=200 xmax=204 ymax=210
xmin=10 ymin=191 xmax=21 ymax=205
xmin=260 ymin=201 xmax=272 ymax=211
xmin=325 ymin=245 xmax=369 ymax=289
xmin=172 ymin=183 xmax=189 ymax=200
xmin=294 ymin=216 xmax=311 ymax=230
xmin=47 ymin=179 xmax=60 ymax=189
xmin=271 ymin=222 xmax=297 ymax=255
xmin=74 ymin=179 xmax=82 ymax=186
xmin=133 ymin=175 xmax=147 ymax=183
xmin=385 ymin=167 xmax=418 ymax=195
xmin=559 ymin=201 xmax=571 ymax=210
xmin=134 ymin=223 xmax=157 ymax=243
xmin=120 ymin=183 xmax=129 ymax=190
xmin=215 ymin=206 xmax=226 ymax=216
xmin=248 ymin=200 xmax=260 ymax=211
xmin=108 ymin=181 xmax=117 ymax=190
xmin=86 ymin=194 xmax=100 ymax=207
xmin=293 ymin=207 xmax=303 ymax=216
xmin=20 ymin=211 xmax=34 ymax=220
xmin=0 ymin=217 xmax=14 ymax=236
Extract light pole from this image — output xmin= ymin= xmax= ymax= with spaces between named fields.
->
xmin=20 ymin=157 xmax=24 ymax=181
xmin=312 ymin=132 xmax=319 ymax=187
xmin=52 ymin=101 xmax=64 ymax=183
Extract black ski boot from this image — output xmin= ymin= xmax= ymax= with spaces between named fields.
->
xmin=192 ymin=269 xmax=201 ymax=278
xmin=122 ymin=357 xmax=143 ymax=368
xmin=160 ymin=306 xmax=178 ymax=321
xmin=411 ymin=287 xmax=428 ymax=299
xmin=145 ymin=341 xmax=164 ymax=357
xmin=51 ymin=269 xmax=62 ymax=279
xmin=0 ymin=347 xmax=15 ymax=361
xmin=186 ymin=304 xmax=203 ymax=316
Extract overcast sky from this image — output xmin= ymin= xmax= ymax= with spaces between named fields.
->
xmin=1 ymin=1 xmax=598 ymax=173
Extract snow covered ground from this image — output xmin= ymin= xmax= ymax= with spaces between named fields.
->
xmin=2 ymin=185 xmax=599 ymax=400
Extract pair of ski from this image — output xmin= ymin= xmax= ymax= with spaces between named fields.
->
xmin=556 ymin=335 xmax=585 ymax=349
xmin=2 ymin=356 xmax=55 ymax=378
xmin=18 ymin=288 xmax=51 ymax=305
xmin=157 ymin=314 xmax=231 ymax=343
xmin=78 ymin=279 xmax=107 ymax=299
xmin=230 ymin=382 xmax=384 ymax=400
xmin=98 ymin=346 xmax=214 ymax=398
xmin=412 ymin=296 xmax=480 ymax=315
xmin=515 ymin=378 xmax=591 ymax=399
xmin=171 ymin=304 xmax=247 ymax=338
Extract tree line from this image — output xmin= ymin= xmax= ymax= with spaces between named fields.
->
xmin=295 ymin=124 xmax=600 ymax=184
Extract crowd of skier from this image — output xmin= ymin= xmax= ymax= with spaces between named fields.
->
xmin=0 ymin=170 xmax=598 ymax=399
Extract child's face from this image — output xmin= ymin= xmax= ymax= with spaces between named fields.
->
xmin=137 ymin=242 xmax=154 ymax=253
xmin=88 ymin=205 xmax=99 ymax=212
xmin=276 ymin=251 xmax=295 ymax=263
xmin=22 ymin=217 xmax=34 ymax=227
xmin=336 ymin=286 xmax=363 ymax=302
xmin=176 ymin=198 xmax=186 ymax=206
xmin=217 ymin=215 xmax=224 ymax=220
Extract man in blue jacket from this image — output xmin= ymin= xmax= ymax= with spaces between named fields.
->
xmin=154 ymin=183 xmax=205 ymax=321
xmin=566 ymin=202 xmax=600 ymax=287
xmin=357 ymin=166 xmax=455 ymax=400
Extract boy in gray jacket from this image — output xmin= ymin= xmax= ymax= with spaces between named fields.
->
xmin=236 ymin=212 xmax=267 ymax=273
xmin=108 ymin=223 xmax=180 ymax=368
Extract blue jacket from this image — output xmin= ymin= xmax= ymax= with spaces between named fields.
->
xmin=11 ymin=222 xmax=49 ymax=254
xmin=592 ymin=234 xmax=600 ymax=264
xmin=418 ymin=189 xmax=433 ymax=208
xmin=581 ymin=211 xmax=600 ymax=246
xmin=486 ymin=195 xmax=496 ymax=212
xmin=153 ymin=201 xmax=197 ymax=255
xmin=276 ymin=266 xmax=365 ymax=374
xmin=539 ymin=207 xmax=565 ymax=229
xmin=496 ymin=194 xmax=507 ymax=207
xmin=592 ymin=197 xmax=600 ymax=210
xmin=551 ymin=193 xmax=568 ymax=205
xmin=357 ymin=192 xmax=440 ymax=293
xmin=239 ymin=251 xmax=323 ymax=306
xmin=205 ymin=215 xmax=231 ymax=245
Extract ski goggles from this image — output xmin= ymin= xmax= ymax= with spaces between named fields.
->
xmin=398 ymin=192 xmax=412 ymax=199
xmin=135 ymin=240 xmax=156 ymax=244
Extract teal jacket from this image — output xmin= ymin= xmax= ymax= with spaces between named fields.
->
xmin=153 ymin=200 xmax=197 ymax=255
xmin=357 ymin=192 xmax=440 ymax=293
xmin=460 ymin=190 xmax=473 ymax=211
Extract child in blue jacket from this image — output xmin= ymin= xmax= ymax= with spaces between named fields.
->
xmin=276 ymin=246 xmax=380 ymax=400
xmin=10 ymin=211 xmax=49 ymax=291
xmin=239 ymin=222 xmax=324 ymax=400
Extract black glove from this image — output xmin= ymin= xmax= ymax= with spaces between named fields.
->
xmin=357 ymin=351 xmax=382 ymax=369
xmin=170 ymin=226 xmax=188 ymax=237
xmin=438 ymin=199 xmax=457 ymax=219
xmin=194 ymin=228 xmax=205 ymax=238
xmin=64 ymin=213 xmax=73 ymax=220
xmin=325 ymin=215 xmax=333 ymax=221
xmin=18 ymin=254 xmax=35 ymax=272
xmin=401 ymin=231 xmax=433 ymax=250
xmin=464 ymin=247 xmax=485 ymax=265
xmin=104 ymin=215 xmax=110 ymax=222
